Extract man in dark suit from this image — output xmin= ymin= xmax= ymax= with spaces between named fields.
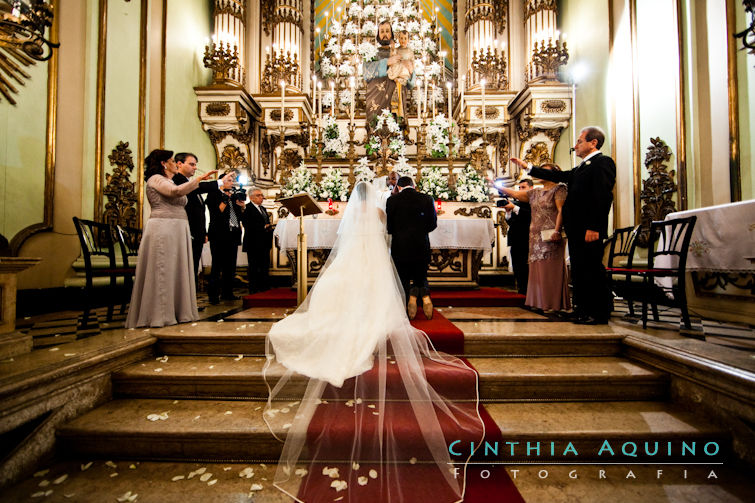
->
xmin=498 ymin=179 xmax=533 ymax=295
xmin=206 ymin=169 xmax=244 ymax=304
xmin=386 ymin=176 xmax=438 ymax=320
xmin=512 ymin=126 xmax=616 ymax=324
xmin=242 ymin=187 xmax=274 ymax=293
xmin=172 ymin=153 xmax=221 ymax=284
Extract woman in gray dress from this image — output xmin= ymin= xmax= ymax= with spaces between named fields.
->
xmin=126 ymin=149 xmax=217 ymax=328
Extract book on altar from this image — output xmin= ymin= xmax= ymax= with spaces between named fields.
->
xmin=540 ymin=228 xmax=564 ymax=241
xmin=277 ymin=192 xmax=323 ymax=218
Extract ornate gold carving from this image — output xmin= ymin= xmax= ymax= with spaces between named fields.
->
xmin=429 ymin=249 xmax=464 ymax=273
xmin=454 ymin=206 xmax=492 ymax=219
xmin=214 ymin=0 xmax=246 ymax=23
xmin=524 ymin=0 xmax=557 ymax=19
xmin=0 ymin=0 xmax=59 ymax=105
xmin=102 ymin=142 xmax=138 ymax=228
xmin=219 ymin=144 xmax=249 ymax=171
xmin=262 ymin=0 xmax=276 ymax=35
xmin=497 ymin=133 xmax=510 ymax=169
xmin=206 ymin=103 xmax=231 ymax=116
xmin=474 ymin=106 xmax=499 ymax=120
xmin=638 ymin=137 xmax=677 ymax=247
xmin=262 ymin=50 xmax=300 ymax=92
xmin=207 ymin=129 xmax=254 ymax=145
xmin=203 ymin=42 xmax=239 ymax=84
xmin=465 ymin=0 xmax=508 ymax=33
xmin=540 ymin=99 xmax=566 ymax=113
xmin=261 ymin=134 xmax=271 ymax=176
xmin=529 ymin=39 xmax=569 ymax=82
xmin=264 ymin=0 xmax=303 ymax=34
xmin=516 ymin=113 xmax=533 ymax=141
xmin=277 ymin=148 xmax=302 ymax=185
xmin=523 ymin=141 xmax=551 ymax=166
xmin=270 ymin=108 xmax=294 ymax=121
xmin=278 ymin=206 xmax=290 ymax=219
xmin=469 ymin=145 xmax=492 ymax=173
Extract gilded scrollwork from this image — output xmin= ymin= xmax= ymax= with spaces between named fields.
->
xmin=638 ymin=137 xmax=677 ymax=247
xmin=474 ymin=106 xmax=500 ymax=121
xmin=103 ymin=142 xmax=138 ymax=228
xmin=214 ymin=0 xmax=246 ymax=23
xmin=523 ymin=141 xmax=551 ymax=166
xmin=516 ymin=113 xmax=533 ymax=141
xmin=219 ymin=144 xmax=249 ymax=171
xmin=465 ymin=0 xmax=508 ymax=34
xmin=270 ymin=108 xmax=295 ymax=122
xmin=524 ymin=0 xmax=558 ymax=19
xmin=454 ymin=206 xmax=493 ymax=219
xmin=429 ymin=249 xmax=464 ymax=273
xmin=277 ymin=148 xmax=302 ymax=185
xmin=540 ymin=99 xmax=566 ymax=113
xmin=206 ymin=103 xmax=231 ymax=116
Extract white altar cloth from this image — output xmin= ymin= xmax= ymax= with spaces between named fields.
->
xmin=274 ymin=217 xmax=496 ymax=254
xmin=654 ymin=200 xmax=755 ymax=294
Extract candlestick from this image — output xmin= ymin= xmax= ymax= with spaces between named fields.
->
xmin=423 ymin=76 xmax=428 ymax=118
xmin=431 ymin=83 xmax=436 ymax=117
xmin=460 ymin=75 xmax=465 ymax=115
xmin=318 ymin=81 xmax=323 ymax=125
xmin=280 ymin=80 xmax=285 ymax=126
xmin=480 ymin=78 xmax=486 ymax=136
xmin=349 ymin=77 xmax=355 ymax=123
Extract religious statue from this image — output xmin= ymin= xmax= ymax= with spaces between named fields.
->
xmin=364 ymin=21 xmax=415 ymax=128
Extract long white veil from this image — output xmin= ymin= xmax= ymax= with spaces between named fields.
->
xmin=263 ymin=181 xmax=484 ymax=502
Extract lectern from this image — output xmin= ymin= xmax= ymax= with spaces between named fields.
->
xmin=276 ymin=193 xmax=322 ymax=305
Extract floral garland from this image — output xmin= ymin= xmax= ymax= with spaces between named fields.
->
xmin=354 ymin=157 xmax=376 ymax=184
xmin=317 ymin=167 xmax=350 ymax=202
xmin=426 ymin=113 xmax=458 ymax=158
xmin=455 ymin=166 xmax=490 ymax=202
xmin=322 ymin=115 xmax=348 ymax=158
xmin=394 ymin=156 xmax=417 ymax=179
xmin=282 ymin=163 xmax=317 ymax=198
xmin=417 ymin=166 xmax=453 ymax=201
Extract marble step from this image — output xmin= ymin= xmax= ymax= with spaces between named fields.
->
xmin=56 ymin=399 xmax=727 ymax=462
xmin=112 ymin=356 xmax=668 ymax=401
xmin=149 ymin=321 xmax=625 ymax=357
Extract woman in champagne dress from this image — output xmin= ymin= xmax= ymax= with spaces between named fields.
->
xmin=125 ymin=149 xmax=217 ymax=328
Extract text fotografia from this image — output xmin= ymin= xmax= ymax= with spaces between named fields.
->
xmin=447 ymin=440 xmax=722 ymax=459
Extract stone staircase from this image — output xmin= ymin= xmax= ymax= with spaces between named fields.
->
xmin=56 ymin=316 xmax=729 ymax=464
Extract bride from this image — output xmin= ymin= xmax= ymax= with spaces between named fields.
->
xmin=263 ymin=181 xmax=484 ymax=503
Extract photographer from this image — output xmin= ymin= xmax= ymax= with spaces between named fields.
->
xmin=497 ymin=179 xmax=533 ymax=295
xmin=206 ymin=169 xmax=245 ymax=304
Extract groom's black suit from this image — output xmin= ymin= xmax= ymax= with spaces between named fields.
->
xmin=530 ymin=152 xmax=616 ymax=321
xmin=386 ymin=187 xmax=437 ymax=298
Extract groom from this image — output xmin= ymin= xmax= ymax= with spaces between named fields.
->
xmin=386 ymin=176 xmax=437 ymax=320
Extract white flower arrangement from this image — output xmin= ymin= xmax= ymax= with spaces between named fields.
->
xmin=358 ymin=41 xmax=379 ymax=62
xmin=389 ymin=138 xmax=406 ymax=157
xmin=320 ymin=57 xmax=337 ymax=78
xmin=322 ymin=115 xmax=348 ymax=158
xmin=338 ymin=61 xmax=355 ymax=76
xmin=325 ymin=38 xmax=341 ymax=57
xmin=282 ymin=163 xmax=317 ymax=198
xmin=407 ymin=20 xmax=420 ymax=33
xmin=348 ymin=4 xmax=362 ymax=18
xmin=322 ymin=89 xmax=335 ymax=108
xmin=455 ymin=166 xmax=490 ymax=202
xmin=341 ymin=39 xmax=356 ymax=54
xmin=394 ymin=156 xmax=417 ymax=179
xmin=373 ymin=109 xmax=401 ymax=134
xmin=420 ymin=20 xmax=432 ymax=36
xmin=363 ymin=5 xmax=375 ymax=18
xmin=391 ymin=20 xmax=406 ymax=33
xmin=362 ymin=20 xmax=377 ymax=36
xmin=426 ymin=114 xmax=457 ymax=158
xmin=409 ymin=36 xmax=424 ymax=55
xmin=354 ymin=157 xmax=375 ymax=183
xmin=329 ymin=21 xmax=343 ymax=36
xmin=377 ymin=6 xmax=390 ymax=20
xmin=317 ymin=167 xmax=350 ymax=202
xmin=418 ymin=166 xmax=453 ymax=200
xmin=339 ymin=89 xmax=353 ymax=106
xmin=390 ymin=2 xmax=403 ymax=17
xmin=426 ymin=61 xmax=442 ymax=77
xmin=424 ymin=38 xmax=437 ymax=54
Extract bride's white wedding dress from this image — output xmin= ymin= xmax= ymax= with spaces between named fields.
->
xmin=263 ymin=181 xmax=484 ymax=503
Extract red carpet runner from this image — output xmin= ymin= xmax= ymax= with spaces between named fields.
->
xmin=292 ymin=310 xmax=525 ymax=502
xmin=243 ymin=287 xmax=525 ymax=309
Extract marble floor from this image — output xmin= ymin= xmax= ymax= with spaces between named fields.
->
xmin=2 ymin=291 xmax=754 ymax=502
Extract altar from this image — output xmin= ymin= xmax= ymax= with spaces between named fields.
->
xmin=274 ymin=206 xmax=496 ymax=288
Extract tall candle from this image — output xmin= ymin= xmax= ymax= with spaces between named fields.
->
xmin=330 ymin=81 xmax=335 ymax=117
xmin=280 ymin=80 xmax=285 ymax=126
xmin=481 ymin=79 xmax=486 ymax=135
xmin=318 ymin=81 xmax=323 ymax=134
xmin=431 ymin=83 xmax=436 ymax=117
xmin=460 ymin=76 xmax=465 ymax=115
xmin=423 ymin=77 xmax=429 ymax=118
xmin=446 ymin=82 xmax=452 ymax=119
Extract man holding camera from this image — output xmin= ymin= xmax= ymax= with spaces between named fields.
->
xmin=499 ymin=179 xmax=533 ymax=295
xmin=206 ymin=169 xmax=245 ymax=304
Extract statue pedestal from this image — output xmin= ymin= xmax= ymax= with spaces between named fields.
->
xmin=0 ymin=257 xmax=41 ymax=359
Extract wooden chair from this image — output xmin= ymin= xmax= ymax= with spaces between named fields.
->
xmin=115 ymin=224 xmax=141 ymax=297
xmin=72 ymin=217 xmax=135 ymax=326
xmin=607 ymin=216 xmax=697 ymax=329
xmin=605 ymin=226 xmax=640 ymax=315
